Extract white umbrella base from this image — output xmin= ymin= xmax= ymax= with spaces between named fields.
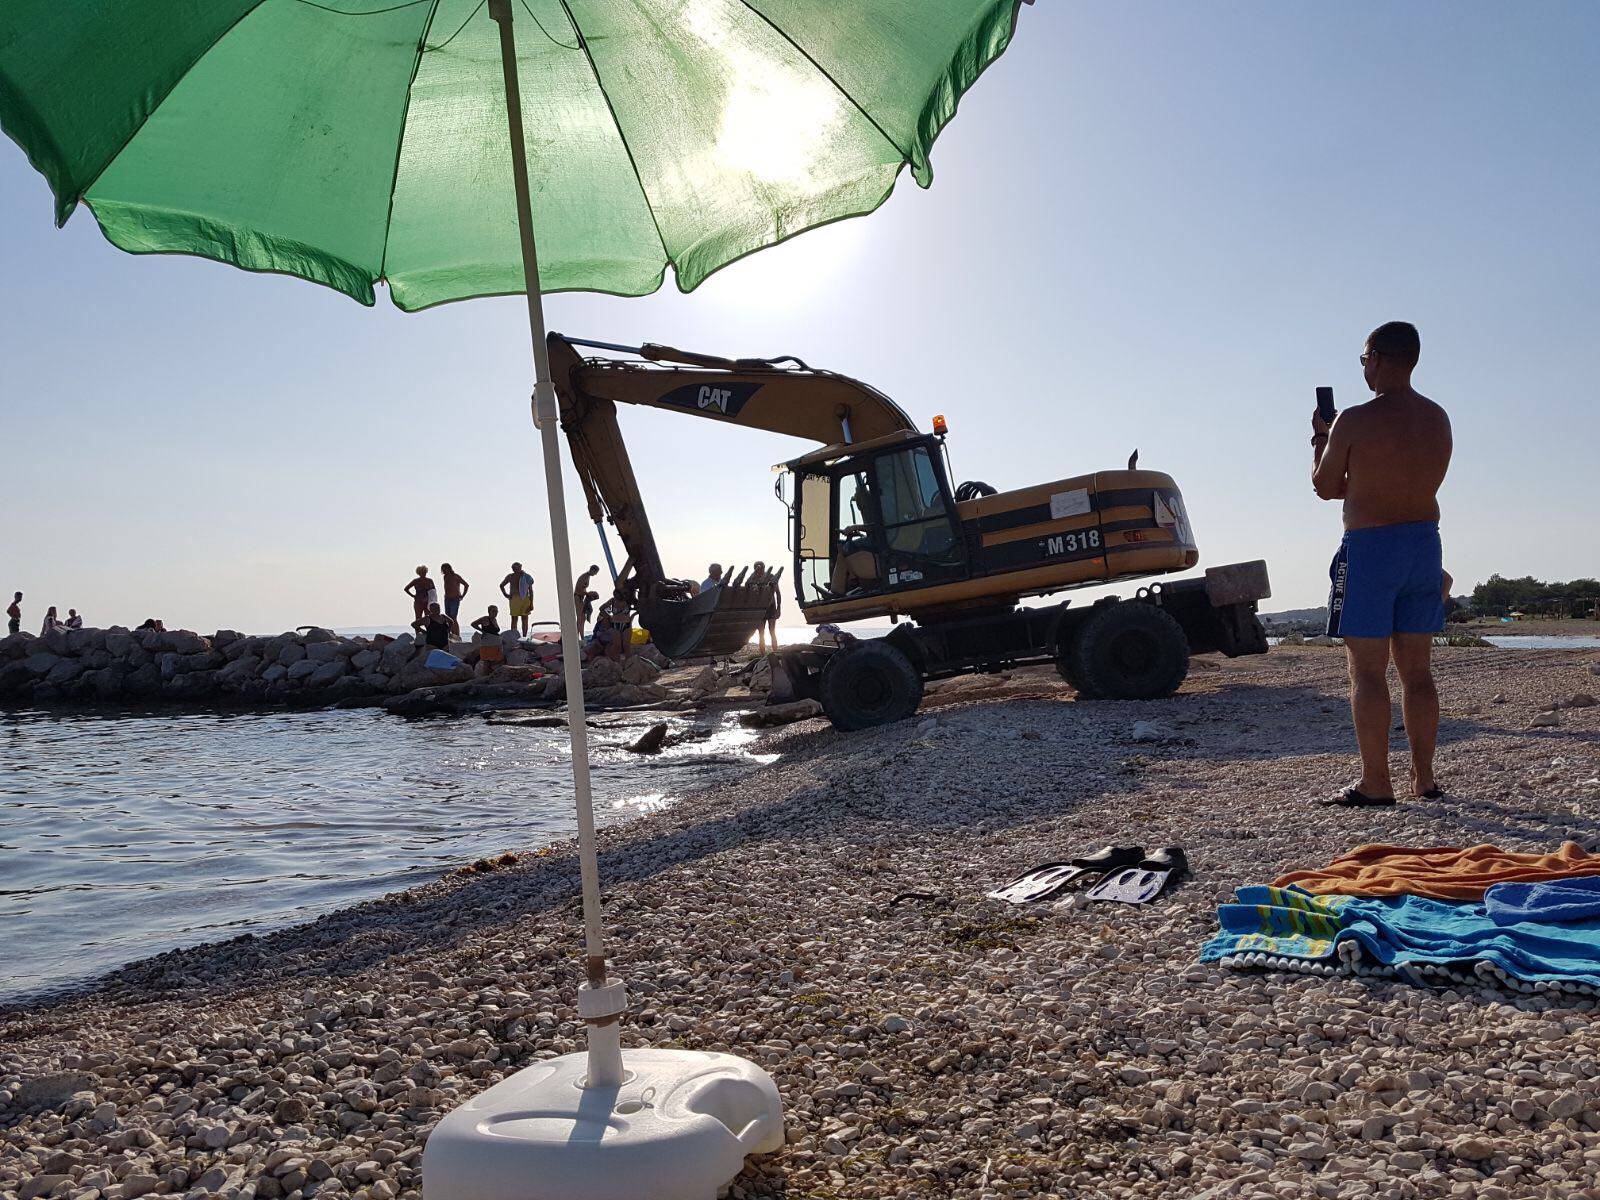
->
xmin=422 ymin=1047 xmax=784 ymax=1200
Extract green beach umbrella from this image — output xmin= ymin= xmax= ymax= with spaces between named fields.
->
xmin=1 ymin=3 xmax=1028 ymax=1185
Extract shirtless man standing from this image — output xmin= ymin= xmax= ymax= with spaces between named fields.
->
xmin=500 ymin=561 xmax=534 ymax=637
xmin=1312 ymin=321 xmax=1452 ymax=807
xmin=441 ymin=563 xmax=469 ymax=636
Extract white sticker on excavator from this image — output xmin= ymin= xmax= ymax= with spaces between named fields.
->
xmin=1049 ymin=489 xmax=1091 ymax=519
xmin=1154 ymin=491 xmax=1192 ymax=542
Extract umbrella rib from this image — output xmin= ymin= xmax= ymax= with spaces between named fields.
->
xmin=66 ymin=1 xmax=273 ymax=227
xmin=552 ymin=0 xmax=673 ymax=269
xmin=377 ymin=0 xmax=444 ymax=287
xmin=732 ymin=0 xmax=911 ymax=167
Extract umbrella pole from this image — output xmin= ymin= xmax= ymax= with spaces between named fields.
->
xmin=488 ymin=0 xmax=625 ymax=1090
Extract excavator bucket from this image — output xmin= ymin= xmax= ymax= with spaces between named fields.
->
xmin=644 ymin=565 xmax=779 ymax=659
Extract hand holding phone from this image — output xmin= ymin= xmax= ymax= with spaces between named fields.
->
xmin=1315 ymin=386 xmax=1337 ymax=424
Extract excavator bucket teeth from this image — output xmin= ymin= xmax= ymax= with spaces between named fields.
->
xmin=649 ymin=578 xmax=772 ymax=659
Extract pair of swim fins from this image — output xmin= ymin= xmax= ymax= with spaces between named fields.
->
xmin=988 ymin=845 xmax=1188 ymax=905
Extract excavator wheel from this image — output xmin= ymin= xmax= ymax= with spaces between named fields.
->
xmin=819 ymin=641 xmax=925 ymax=731
xmin=1054 ymin=650 xmax=1096 ymax=698
xmin=1067 ymin=601 xmax=1189 ymax=701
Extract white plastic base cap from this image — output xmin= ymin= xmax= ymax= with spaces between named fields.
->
xmin=422 ymin=1048 xmax=785 ymax=1200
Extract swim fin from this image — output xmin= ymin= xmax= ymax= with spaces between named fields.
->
xmin=988 ymin=845 xmax=1144 ymax=904
xmin=1085 ymin=846 xmax=1189 ymax=905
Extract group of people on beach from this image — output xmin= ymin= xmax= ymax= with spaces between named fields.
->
xmin=7 ymin=592 xmax=85 ymax=637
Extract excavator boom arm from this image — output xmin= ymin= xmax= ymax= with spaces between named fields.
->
xmin=548 ymin=332 xmax=916 ymax=657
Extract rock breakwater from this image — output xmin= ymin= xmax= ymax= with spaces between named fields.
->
xmin=0 ymin=626 xmax=674 ymax=713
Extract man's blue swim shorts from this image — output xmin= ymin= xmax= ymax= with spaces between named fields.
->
xmin=1326 ymin=520 xmax=1445 ymax=639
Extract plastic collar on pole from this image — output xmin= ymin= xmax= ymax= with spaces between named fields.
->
xmin=577 ymin=979 xmax=628 ymax=1021
xmin=533 ymin=379 xmax=559 ymax=428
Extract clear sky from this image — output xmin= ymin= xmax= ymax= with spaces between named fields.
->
xmin=2 ymin=2 xmax=1596 ymax=635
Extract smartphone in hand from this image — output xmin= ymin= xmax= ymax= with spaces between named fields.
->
xmin=1315 ymin=386 xmax=1337 ymax=424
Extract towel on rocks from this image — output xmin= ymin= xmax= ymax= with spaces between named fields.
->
xmin=1201 ymin=885 xmax=1600 ymax=993
xmin=1273 ymin=842 xmax=1600 ymax=901
xmin=1486 ymin=876 xmax=1600 ymax=926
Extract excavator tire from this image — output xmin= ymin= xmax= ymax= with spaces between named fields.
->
xmin=820 ymin=640 xmax=925 ymax=731
xmin=1067 ymin=601 xmax=1189 ymax=701
xmin=1054 ymin=650 xmax=1095 ymax=697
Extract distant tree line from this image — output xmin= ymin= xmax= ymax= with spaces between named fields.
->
xmin=1469 ymin=575 xmax=1600 ymax=618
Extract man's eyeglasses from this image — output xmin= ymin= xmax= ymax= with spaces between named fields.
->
xmin=1360 ymin=350 xmax=1381 ymax=366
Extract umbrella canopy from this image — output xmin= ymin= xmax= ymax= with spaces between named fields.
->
xmin=2 ymin=0 xmax=1021 ymax=308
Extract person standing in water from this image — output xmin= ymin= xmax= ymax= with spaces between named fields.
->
xmin=1312 ymin=321 xmax=1452 ymax=807
xmin=500 ymin=561 xmax=534 ymax=637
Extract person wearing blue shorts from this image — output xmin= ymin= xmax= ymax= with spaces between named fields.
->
xmin=1312 ymin=322 xmax=1453 ymax=807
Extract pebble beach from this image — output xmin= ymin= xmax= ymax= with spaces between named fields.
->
xmin=5 ymin=645 xmax=1600 ymax=1200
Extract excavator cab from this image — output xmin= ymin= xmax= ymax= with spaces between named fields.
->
xmin=786 ymin=431 xmax=970 ymax=611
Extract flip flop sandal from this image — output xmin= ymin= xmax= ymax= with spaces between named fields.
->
xmin=1318 ymin=785 xmax=1396 ymax=808
xmin=1085 ymin=846 xmax=1190 ymax=905
xmin=987 ymin=844 xmax=1145 ymax=904
xmin=1418 ymin=784 xmax=1445 ymax=800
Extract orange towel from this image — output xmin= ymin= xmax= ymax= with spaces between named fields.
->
xmin=1274 ymin=843 xmax=1600 ymax=902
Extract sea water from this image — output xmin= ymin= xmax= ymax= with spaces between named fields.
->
xmin=0 ymin=706 xmax=773 ymax=1006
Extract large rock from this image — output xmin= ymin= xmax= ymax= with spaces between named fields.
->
xmin=216 ymin=654 xmax=262 ymax=685
xmin=64 ymin=626 xmax=105 ymax=655
xmin=286 ymin=659 xmax=320 ymax=682
xmin=166 ymin=672 xmax=219 ymax=699
xmin=159 ymin=649 xmax=222 ymax=680
xmin=104 ymin=631 xmax=137 ymax=659
xmin=42 ymin=626 xmax=72 ymax=655
xmin=301 ymin=627 xmax=339 ymax=644
xmin=160 ymin=629 xmax=209 ymax=655
xmin=278 ymin=642 xmax=307 ymax=666
xmin=222 ymin=635 xmax=264 ymax=661
xmin=45 ymin=660 xmax=83 ymax=686
xmin=212 ymin=629 xmax=245 ymax=649
xmin=0 ymin=632 xmax=37 ymax=661
xmin=306 ymin=659 xmax=347 ymax=688
xmin=393 ymin=661 xmax=474 ymax=692
xmin=261 ymin=663 xmax=289 ymax=684
xmin=85 ymin=666 xmax=127 ymax=699
xmin=380 ymin=635 xmax=417 ymax=673
xmin=583 ymin=657 xmax=623 ymax=689
xmin=305 ymin=640 xmax=346 ymax=663
xmin=0 ymin=661 xmax=32 ymax=694
xmin=350 ymin=648 xmax=380 ymax=671
xmin=22 ymin=651 xmax=61 ymax=677
xmin=620 ymin=655 xmax=662 ymax=685
xmin=740 ymin=698 xmax=823 ymax=727
xmin=123 ymin=663 xmax=163 ymax=696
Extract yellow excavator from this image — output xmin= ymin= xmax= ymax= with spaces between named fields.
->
xmin=550 ymin=333 xmax=1270 ymax=730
